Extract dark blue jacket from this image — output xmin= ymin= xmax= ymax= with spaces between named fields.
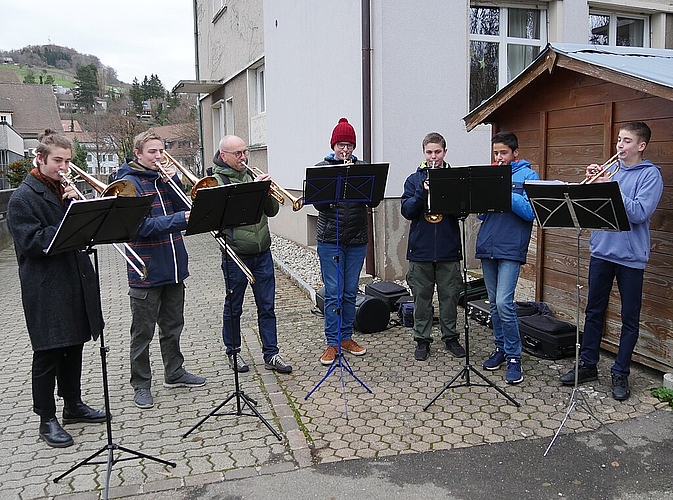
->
xmin=475 ymin=160 xmax=539 ymax=263
xmin=401 ymin=161 xmax=462 ymax=262
xmin=117 ymin=160 xmax=190 ymax=287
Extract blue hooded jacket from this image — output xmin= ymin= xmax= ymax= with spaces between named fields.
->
xmin=589 ymin=159 xmax=663 ymax=269
xmin=401 ymin=161 xmax=462 ymax=262
xmin=475 ymin=159 xmax=539 ymax=263
xmin=117 ymin=159 xmax=190 ymax=287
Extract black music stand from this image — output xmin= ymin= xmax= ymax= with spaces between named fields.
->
xmin=49 ymin=195 xmax=170 ymax=500
xmin=181 ymin=180 xmax=283 ymax=441
xmin=302 ymin=163 xmax=389 ymax=419
xmin=523 ymin=180 xmax=629 ymax=455
xmin=423 ymin=165 xmax=521 ymax=410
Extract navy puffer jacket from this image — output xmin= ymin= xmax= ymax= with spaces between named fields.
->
xmin=314 ymin=154 xmax=378 ymax=245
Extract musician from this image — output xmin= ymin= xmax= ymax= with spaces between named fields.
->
xmin=211 ymin=134 xmax=292 ymax=374
xmin=117 ymin=131 xmax=206 ymax=409
xmin=7 ymin=130 xmax=106 ymax=447
xmin=560 ymin=121 xmax=663 ymax=400
xmin=313 ymin=118 xmax=376 ymax=366
xmin=476 ymin=132 xmax=539 ymax=384
xmin=401 ymin=132 xmax=465 ymax=361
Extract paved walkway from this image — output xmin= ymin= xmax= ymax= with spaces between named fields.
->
xmin=0 ymin=233 xmax=668 ymax=499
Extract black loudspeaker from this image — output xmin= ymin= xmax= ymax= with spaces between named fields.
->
xmin=315 ymin=288 xmax=390 ymax=334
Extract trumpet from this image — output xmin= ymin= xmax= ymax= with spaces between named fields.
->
xmin=243 ymin=162 xmax=304 ymax=211
xmin=56 ymin=166 xmax=148 ymax=280
xmin=580 ymin=152 xmax=621 ymax=185
xmin=155 ymin=154 xmax=256 ymax=285
xmin=424 ymin=160 xmax=443 ymax=224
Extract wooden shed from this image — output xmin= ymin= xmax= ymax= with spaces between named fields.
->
xmin=464 ymin=43 xmax=672 ymax=373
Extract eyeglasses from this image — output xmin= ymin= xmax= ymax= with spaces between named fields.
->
xmin=221 ymin=149 xmax=249 ymax=158
xmin=335 ymin=142 xmax=355 ymax=150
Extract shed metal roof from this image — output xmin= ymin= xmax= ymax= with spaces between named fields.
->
xmin=464 ymin=43 xmax=673 ymax=131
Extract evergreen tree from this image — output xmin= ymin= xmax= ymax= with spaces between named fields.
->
xmin=71 ymin=137 xmax=89 ymax=171
xmin=23 ymin=72 xmax=36 ymax=84
xmin=74 ymin=64 xmax=100 ymax=113
xmin=129 ymin=78 xmax=144 ymax=114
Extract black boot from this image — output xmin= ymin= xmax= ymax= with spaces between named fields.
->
xmin=63 ymin=401 xmax=108 ymax=424
xmin=39 ymin=418 xmax=74 ymax=448
xmin=414 ymin=340 xmax=430 ymax=361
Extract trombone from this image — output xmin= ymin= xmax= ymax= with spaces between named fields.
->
xmin=56 ymin=164 xmax=148 ymax=280
xmin=243 ymin=162 xmax=304 ymax=211
xmin=580 ymin=152 xmax=621 ymax=185
xmin=155 ymin=153 xmax=256 ymax=284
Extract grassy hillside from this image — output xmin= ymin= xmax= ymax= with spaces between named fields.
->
xmin=1 ymin=63 xmax=75 ymax=88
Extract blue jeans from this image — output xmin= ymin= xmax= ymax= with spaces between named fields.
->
xmin=481 ymin=258 xmax=522 ymax=359
xmin=317 ymin=242 xmax=367 ymax=346
xmin=221 ymin=249 xmax=279 ymax=362
xmin=581 ymin=256 xmax=643 ymax=377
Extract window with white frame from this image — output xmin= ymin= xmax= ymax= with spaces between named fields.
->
xmin=256 ymin=65 xmax=266 ymax=115
xmin=212 ymin=99 xmax=225 ymax=147
xmin=469 ymin=5 xmax=546 ymax=111
xmin=225 ymin=98 xmax=234 ymax=135
xmin=589 ymin=11 xmax=649 ymax=47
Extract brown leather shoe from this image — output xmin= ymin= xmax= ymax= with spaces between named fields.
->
xmin=320 ymin=345 xmax=338 ymax=366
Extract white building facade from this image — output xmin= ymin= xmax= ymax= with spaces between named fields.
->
xmin=183 ymin=0 xmax=673 ymax=280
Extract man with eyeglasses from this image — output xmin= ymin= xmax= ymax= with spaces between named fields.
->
xmin=211 ymin=134 xmax=292 ymax=375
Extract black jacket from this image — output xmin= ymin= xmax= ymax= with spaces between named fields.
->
xmin=7 ymin=175 xmax=103 ymax=351
xmin=314 ymin=154 xmax=378 ymax=245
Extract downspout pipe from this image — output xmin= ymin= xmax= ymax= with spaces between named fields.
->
xmin=362 ymin=0 xmax=376 ymax=276
xmin=193 ymin=0 xmax=206 ymax=176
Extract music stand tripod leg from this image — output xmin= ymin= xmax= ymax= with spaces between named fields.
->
xmin=53 ymin=248 xmax=176 ymax=500
xmin=182 ymin=243 xmax=282 ymax=441
xmin=424 ymin=218 xmax=520 ymax=410
xmin=544 ymin=229 xmax=625 ymax=456
xmin=305 ymin=200 xmax=372 ymax=415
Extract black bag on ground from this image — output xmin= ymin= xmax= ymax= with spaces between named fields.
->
xmin=364 ymin=281 xmax=409 ymax=312
xmin=518 ymin=313 xmax=579 ymax=360
xmin=457 ymin=278 xmax=488 ymax=307
xmin=354 ymin=294 xmax=390 ymax=333
xmin=316 ymin=287 xmax=390 ymax=334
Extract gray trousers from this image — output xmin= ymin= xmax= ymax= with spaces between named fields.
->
xmin=129 ymin=283 xmax=186 ymax=389
xmin=406 ymin=261 xmax=462 ymax=343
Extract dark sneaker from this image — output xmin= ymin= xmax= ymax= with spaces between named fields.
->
xmin=559 ymin=362 xmax=598 ymax=386
xmin=320 ymin=346 xmax=338 ymax=366
xmin=39 ymin=418 xmax=74 ymax=448
xmin=62 ymin=402 xmax=107 ymax=424
xmin=341 ymin=339 xmax=366 ymax=356
xmin=611 ymin=373 xmax=630 ymax=401
xmin=265 ymin=354 xmax=292 ymax=374
xmin=133 ymin=388 xmax=154 ymax=409
xmin=163 ymin=372 xmax=206 ymax=388
xmin=445 ymin=339 xmax=466 ymax=358
xmin=482 ymin=348 xmax=506 ymax=370
xmin=505 ymin=358 xmax=524 ymax=384
xmin=228 ymin=353 xmax=250 ymax=373
xmin=414 ymin=341 xmax=430 ymax=361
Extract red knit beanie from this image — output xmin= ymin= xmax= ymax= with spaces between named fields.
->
xmin=330 ymin=117 xmax=356 ymax=149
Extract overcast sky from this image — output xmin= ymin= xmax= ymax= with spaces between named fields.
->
xmin=1 ymin=1 xmax=195 ymax=90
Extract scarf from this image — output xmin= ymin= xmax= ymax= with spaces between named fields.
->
xmin=30 ymin=167 xmax=65 ymax=205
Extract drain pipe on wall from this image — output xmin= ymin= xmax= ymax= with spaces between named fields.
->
xmin=362 ymin=0 xmax=376 ymax=276
xmin=193 ymin=0 xmax=206 ymax=176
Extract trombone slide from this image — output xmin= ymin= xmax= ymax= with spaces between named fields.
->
xmin=154 ymin=159 xmax=256 ymax=285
